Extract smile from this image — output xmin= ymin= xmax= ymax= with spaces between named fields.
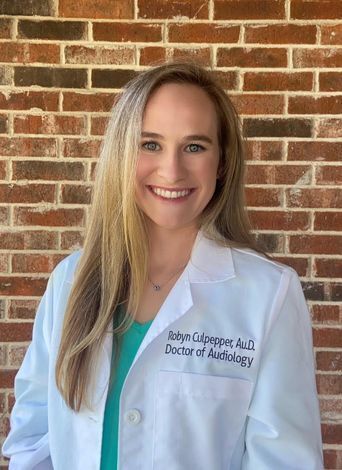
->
xmin=148 ymin=185 xmax=194 ymax=200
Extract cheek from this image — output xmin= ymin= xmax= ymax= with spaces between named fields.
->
xmin=135 ymin=156 xmax=153 ymax=184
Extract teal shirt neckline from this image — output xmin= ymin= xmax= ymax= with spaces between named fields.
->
xmin=100 ymin=314 xmax=153 ymax=470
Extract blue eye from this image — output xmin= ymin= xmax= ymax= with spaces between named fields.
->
xmin=187 ymin=143 xmax=204 ymax=152
xmin=141 ymin=141 xmax=159 ymax=151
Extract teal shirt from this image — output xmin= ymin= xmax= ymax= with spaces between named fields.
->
xmin=100 ymin=315 xmax=153 ymax=469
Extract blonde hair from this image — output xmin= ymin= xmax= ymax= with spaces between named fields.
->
xmin=55 ymin=59 xmax=258 ymax=411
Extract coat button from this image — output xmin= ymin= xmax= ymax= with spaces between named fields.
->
xmin=124 ymin=408 xmax=141 ymax=425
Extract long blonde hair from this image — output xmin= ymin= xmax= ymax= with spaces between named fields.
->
xmin=55 ymin=59 xmax=258 ymax=411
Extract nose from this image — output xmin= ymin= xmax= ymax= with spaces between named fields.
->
xmin=157 ymin=146 xmax=187 ymax=183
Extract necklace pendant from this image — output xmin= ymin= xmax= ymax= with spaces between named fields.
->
xmin=153 ymin=284 xmax=161 ymax=291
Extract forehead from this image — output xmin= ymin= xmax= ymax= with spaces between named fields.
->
xmin=142 ymin=83 xmax=218 ymax=137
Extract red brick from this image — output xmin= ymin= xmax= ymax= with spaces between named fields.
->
xmin=0 ymin=137 xmax=56 ymax=157
xmin=0 ymin=91 xmax=58 ymax=111
xmin=65 ymin=45 xmax=134 ymax=65
xmin=287 ymin=141 xmax=342 ymax=161
xmin=0 ymin=231 xmax=58 ymax=250
xmin=91 ymin=116 xmax=109 ymax=136
xmin=230 ymin=94 xmax=284 ymax=115
xmin=15 ymin=67 xmax=87 ymax=89
xmin=92 ymin=68 xmax=138 ymax=89
xmin=245 ymin=141 xmax=283 ymax=161
xmin=272 ymin=256 xmax=309 ymax=276
xmin=14 ymin=207 xmax=85 ymax=227
xmin=321 ymin=24 xmax=342 ymax=45
xmin=171 ymin=48 xmax=211 ymax=66
xmin=0 ymin=114 xmax=8 ymax=133
xmin=12 ymin=254 xmax=65 ymax=274
xmin=0 ymin=369 xmax=16 ymax=389
xmin=316 ymin=351 xmax=342 ymax=371
xmin=246 ymin=164 xmax=312 ymax=184
xmin=293 ymin=48 xmax=342 ymax=67
xmin=0 ymin=207 xmax=9 ymax=226
xmin=319 ymin=72 xmax=342 ymax=91
xmin=324 ymin=449 xmax=342 ymax=469
xmin=0 ymin=184 xmax=55 ymax=203
xmin=289 ymin=235 xmax=342 ymax=255
xmin=286 ymin=188 xmax=340 ymax=208
xmin=248 ymin=210 xmax=310 ymax=230
xmin=62 ymin=138 xmax=101 ymax=159
xmin=243 ymin=72 xmax=313 ymax=91
xmin=316 ymin=165 xmax=342 ymax=185
xmin=138 ymin=0 xmax=208 ymax=19
xmin=245 ymin=24 xmax=316 ymax=44
xmin=8 ymin=299 xmax=40 ymax=320
xmin=0 ymin=42 xmax=59 ymax=64
xmin=8 ymin=345 xmax=28 ymax=367
xmin=0 ymin=18 xmax=12 ymax=39
xmin=301 ymin=281 xmax=325 ymax=301
xmin=217 ymin=47 xmax=287 ymax=68
xmin=317 ymin=119 xmax=342 ymax=138
xmin=322 ymin=423 xmax=342 ymax=445
xmin=60 ymin=184 xmax=92 ymax=204
xmin=291 ymin=0 xmax=342 ymax=19
xmin=314 ymin=327 xmax=342 ymax=348
xmin=60 ymin=0 xmax=133 ymax=19
xmin=13 ymin=161 xmax=85 ymax=181
xmin=139 ymin=47 xmax=166 ymax=65
xmin=63 ymin=92 xmax=115 ymax=112
xmin=211 ymin=71 xmax=238 ymax=90
xmin=314 ymin=211 xmax=342 ymax=231
xmin=93 ymin=22 xmax=162 ymax=42
xmin=0 ymin=322 xmax=33 ymax=342
xmin=18 ymin=20 xmax=87 ymax=40
xmin=245 ymin=187 xmax=282 ymax=207
xmin=244 ymin=118 xmax=311 ymax=138
xmin=168 ymin=23 xmax=239 ymax=43
xmin=0 ymin=277 xmax=47 ymax=296
xmin=0 ymin=160 xmax=7 ymax=179
xmin=215 ymin=0 xmax=285 ymax=19
xmin=314 ymin=258 xmax=342 ymax=278
xmin=60 ymin=231 xmax=84 ymax=250
xmin=14 ymin=115 xmax=86 ymax=136
xmin=289 ymin=96 xmax=342 ymax=115
xmin=311 ymin=304 xmax=340 ymax=324
xmin=0 ymin=0 xmax=54 ymax=16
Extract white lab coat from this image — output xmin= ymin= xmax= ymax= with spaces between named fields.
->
xmin=2 ymin=230 xmax=323 ymax=469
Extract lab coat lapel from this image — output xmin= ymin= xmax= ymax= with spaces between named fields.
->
xmin=131 ymin=230 xmax=236 ymax=368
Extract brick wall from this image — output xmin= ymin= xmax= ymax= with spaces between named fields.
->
xmin=0 ymin=0 xmax=341 ymax=468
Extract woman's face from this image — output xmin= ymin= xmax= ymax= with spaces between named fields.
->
xmin=135 ymin=83 xmax=220 ymax=234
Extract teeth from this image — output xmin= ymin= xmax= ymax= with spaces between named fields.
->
xmin=151 ymin=187 xmax=191 ymax=199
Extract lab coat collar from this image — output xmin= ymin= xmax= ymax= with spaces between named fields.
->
xmin=187 ymin=229 xmax=236 ymax=283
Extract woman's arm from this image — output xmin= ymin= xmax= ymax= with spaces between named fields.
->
xmin=242 ymin=269 xmax=324 ymax=469
xmin=2 ymin=272 xmax=55 ymax=470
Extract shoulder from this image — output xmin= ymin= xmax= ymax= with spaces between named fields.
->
xmin=230 ymin=246 xmax=299 ymax=288
xmin=49 ymin=250 xmax=83 ymax=287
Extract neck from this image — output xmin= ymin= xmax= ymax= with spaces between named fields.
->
xmin=147 ymin=224 xmax=199 ymax=273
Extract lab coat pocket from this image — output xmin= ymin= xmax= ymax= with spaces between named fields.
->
xmin=152 ymin=370 xmax=253 ymax=470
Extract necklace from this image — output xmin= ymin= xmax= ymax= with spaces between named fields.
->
xmin=148 ymin=263 xmax=188 ymax=292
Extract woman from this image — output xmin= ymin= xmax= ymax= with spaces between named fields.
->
xmin=2 ymin=61 xmax=323 ymax=469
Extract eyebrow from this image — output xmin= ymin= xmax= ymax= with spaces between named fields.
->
xmin=141 ymin=131 xmax=213 ymax=145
